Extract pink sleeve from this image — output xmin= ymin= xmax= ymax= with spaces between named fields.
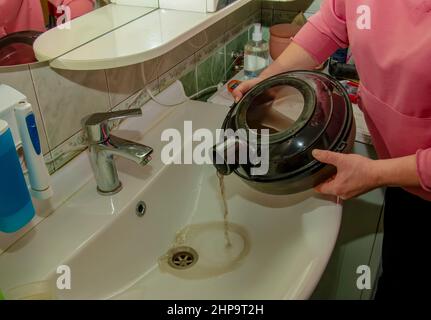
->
xmin=292 ymin=0 xmax=349 ymax=64
xmin=416 ymin=149 xmax=431 ymax=192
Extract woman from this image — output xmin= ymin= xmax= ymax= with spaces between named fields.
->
xmin=233 ymin=0 xmax=431 ymax=299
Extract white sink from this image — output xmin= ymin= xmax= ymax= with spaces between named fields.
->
xmin=0 ymin=86 xmax=342 ymax=300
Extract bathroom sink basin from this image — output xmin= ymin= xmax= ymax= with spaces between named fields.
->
xmin=52 ymin=166 xmax=340 ymax=300
xmin=0 ymin=86 xmax=342 ymax=299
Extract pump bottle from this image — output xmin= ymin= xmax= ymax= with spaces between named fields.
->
xmin=244 ymin=23 xmax=269 ymax=79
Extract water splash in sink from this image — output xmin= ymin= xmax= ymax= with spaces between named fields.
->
xmin=158 ymin=222 xmax=250 ymax=279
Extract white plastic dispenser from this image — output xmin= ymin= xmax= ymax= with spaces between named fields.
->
xmin=0 ymin=84 xmax=53 ymax=200
xmin=252 ymin=22 xmax=263 ymax=42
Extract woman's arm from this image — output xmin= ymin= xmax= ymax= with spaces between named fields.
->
xmin=375 ymin=155 xmax=421 ymax=188
xmin=312 ymin=150 xmax=421 ymax=199
xmin=261 ymin=42 xmax=320 ymax=78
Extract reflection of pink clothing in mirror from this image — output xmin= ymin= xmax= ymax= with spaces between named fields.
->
xmin=0 ymin=0 xmax=46 ymax=37
xmin=48 ymin=0 xmax=95 ymax=20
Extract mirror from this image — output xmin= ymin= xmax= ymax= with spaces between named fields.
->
xmin=0 ymin=0 xmax=159 ymax=67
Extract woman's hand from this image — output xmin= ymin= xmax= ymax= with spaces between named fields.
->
xmin=312 ymin=149 xmax=382 ymax=200
xmin=232 ymin=76 xmax=265 ymax=102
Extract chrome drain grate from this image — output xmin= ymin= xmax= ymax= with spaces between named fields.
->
xmin=167 ymin=246 xmax=198 ymax=270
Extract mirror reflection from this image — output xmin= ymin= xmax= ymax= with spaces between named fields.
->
xmin=0 ymin=0 xmax=159 ymax=67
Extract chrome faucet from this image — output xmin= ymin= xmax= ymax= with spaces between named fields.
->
xmin=82 ymin=109 xmax=153 ymax=195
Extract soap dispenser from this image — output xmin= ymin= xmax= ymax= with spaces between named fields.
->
xmin=244 ymin=23 xmax=269 ymax=79
xmin=0 ymin=119 xmax=35 ymax=233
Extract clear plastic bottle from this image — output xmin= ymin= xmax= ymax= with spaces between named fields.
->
xmin=244 ymin=23 xmax=269 ymax=79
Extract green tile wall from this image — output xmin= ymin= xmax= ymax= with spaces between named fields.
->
xmin=176 ymin=24 xmax=256 ymax=99
xmin=261 ymin=0 xmax=320 ymax=27
xmin=179 ymin=70 xmax=198 ymax=97
xmin=197 ymin=45 xmax=226 ymax=91
xmin=225 ymin=30 xmax=249 ymax=80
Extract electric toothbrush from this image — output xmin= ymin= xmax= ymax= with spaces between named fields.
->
xmin=14 ymin=102 xmax=53 ymax=200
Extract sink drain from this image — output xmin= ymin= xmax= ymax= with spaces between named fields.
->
xmin=167 ymin=246 xmax=198 ymax=270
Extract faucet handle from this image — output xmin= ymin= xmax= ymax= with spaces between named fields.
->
xmin=84 ymin=108 xmax=142 ymax=126
xmin=83 ymin=108 xmax=142 ymax=143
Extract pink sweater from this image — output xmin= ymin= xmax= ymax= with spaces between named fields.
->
xmin=0 ymin=0 xmax=46 ymax=37
xmin=293 ymin=0 xmax=431 ymax=200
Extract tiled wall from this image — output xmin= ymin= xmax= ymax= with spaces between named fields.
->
xmin=261 ymin=0 xmax=321 ymax=26
xmin=0 ymin=0 xmax=322 ymax=176
xmin=0 ymin=0 xmax=261 ymax=175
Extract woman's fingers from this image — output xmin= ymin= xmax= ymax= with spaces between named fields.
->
xmin=232 ymin=86 xmax=245 ymax=102
xmin=312 ymin=149 xmax=341 ymax=166
xmin=312 ymin=150 xmax=342 ymax=196
xmin=231 ymin=77 xmax=265 ymax=102
xmin=232 ymin=82 xmax=250 ymax=102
